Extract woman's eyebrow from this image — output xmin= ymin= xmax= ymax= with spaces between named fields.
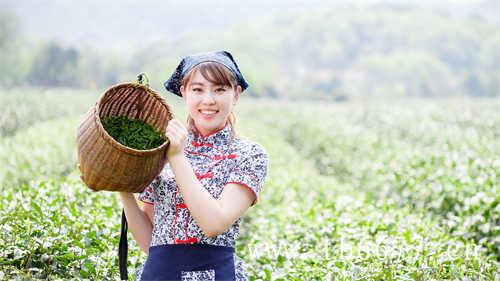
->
xmin=189 ymin=82 xmax=205 ymax=86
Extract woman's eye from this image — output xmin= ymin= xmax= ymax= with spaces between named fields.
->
xmin=193 ymin=88 xmax=202 ymax=92
xmin=215 ymin=87 xmax=226 ymax=92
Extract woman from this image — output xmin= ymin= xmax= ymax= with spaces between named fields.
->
xmin=119 ymin=51 xmax=269 ymax=280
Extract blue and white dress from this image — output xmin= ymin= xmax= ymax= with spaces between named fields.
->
xmin=135 ymin=123 xmax=269 ymax=281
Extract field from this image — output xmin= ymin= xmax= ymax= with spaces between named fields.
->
xmin=0 ymin=89 xmax=499 ymax=280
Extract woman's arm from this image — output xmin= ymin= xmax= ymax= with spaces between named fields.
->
xmin=119 ymin=192 xmax=154 ymax=254
xmin=166 ymin=119 xmax=254 ymax=237
xmin=169 ymin=153 xmax=254 ymax=237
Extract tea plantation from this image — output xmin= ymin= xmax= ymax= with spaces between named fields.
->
xmin=0 ymin=89 xmax=498 ymax=280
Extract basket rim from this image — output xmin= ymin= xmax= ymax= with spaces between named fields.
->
xmin=94 ymin=82 xmax=172 ymax=157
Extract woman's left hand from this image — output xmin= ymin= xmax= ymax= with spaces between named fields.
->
xmin=165 ymin=118 xmax=188 ymax=159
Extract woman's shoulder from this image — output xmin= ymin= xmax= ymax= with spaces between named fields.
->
xmin=233 ymin=137 xmax=268 ymax=158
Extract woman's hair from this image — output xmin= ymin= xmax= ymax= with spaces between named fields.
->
xmin=182 ymin=62 xmax=238 ymax=138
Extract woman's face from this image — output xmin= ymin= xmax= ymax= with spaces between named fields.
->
xmin=181 ymin=70 xmax=241 ymax=136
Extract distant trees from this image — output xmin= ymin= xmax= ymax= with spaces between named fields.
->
xmin=254 ymin=8 xmax=500 ymax=99
xmin=0 ymin=10 xmax=27 ymax=87
xmin=0 ymin=10 xmax=120 ymax=89
xmin=132 ymin=6 xmax=500 ymax=99
xmin=29 ymin=42 xmax=81 ymax=87
xmin=1 ymin=5 xmax=500 ymax=99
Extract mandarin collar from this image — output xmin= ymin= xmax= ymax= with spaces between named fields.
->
xmin=187 ymin=123 xmax=233 ymax=148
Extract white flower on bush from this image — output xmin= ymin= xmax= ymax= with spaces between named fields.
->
xmin=479 ymin=223 xmax=491 ymax=234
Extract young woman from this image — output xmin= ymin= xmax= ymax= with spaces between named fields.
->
xmin=119 ymin=51 xmax=269 ymax=280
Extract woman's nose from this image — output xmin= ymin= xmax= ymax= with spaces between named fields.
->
xmin=202 ymin=91 xmax=216 ymax=104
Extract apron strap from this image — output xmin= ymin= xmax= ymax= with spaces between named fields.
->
xmin=119 ymin=209 xmax=128 ymax=280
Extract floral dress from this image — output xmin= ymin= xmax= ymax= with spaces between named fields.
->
xmin=134 ymin=123 xmax=269 ymax=280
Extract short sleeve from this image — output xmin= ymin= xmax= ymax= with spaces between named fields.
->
xmin=227 ymin=143 xmax=269 ymax=206
xmin=137 ymin=176 xmax=160 ymax=205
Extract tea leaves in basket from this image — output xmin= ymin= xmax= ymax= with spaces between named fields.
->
xmin=101 ymin=116 xmax=166 ymax=150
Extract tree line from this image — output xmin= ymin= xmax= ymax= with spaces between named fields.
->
xmin=1 ymin=5 xmax=499 ymax=99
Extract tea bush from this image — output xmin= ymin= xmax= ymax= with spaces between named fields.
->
xmin=1 ymin=93 xmax=498 ymax=280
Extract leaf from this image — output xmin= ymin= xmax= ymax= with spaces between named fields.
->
xmin=32 ymin=202 xmax=43 ymax=216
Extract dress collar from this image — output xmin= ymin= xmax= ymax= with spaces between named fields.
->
xmin=187 ymin=123 xmax=233 ymax=148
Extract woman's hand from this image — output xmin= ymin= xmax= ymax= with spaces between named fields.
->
xmin=165 ymin=118 xmax=188 ymax=159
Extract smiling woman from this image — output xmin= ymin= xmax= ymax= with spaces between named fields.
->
xmin=181 ymin=61 xmax=242 ymax=137
xmin=118 ymin=51 xmax=269 ymax=281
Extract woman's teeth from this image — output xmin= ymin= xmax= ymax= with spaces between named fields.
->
xmin=200 ymin=110 xmax=217 ymax=115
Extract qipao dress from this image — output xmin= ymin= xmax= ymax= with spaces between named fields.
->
xmin=134 ymin=124 xmax=269 ymax=281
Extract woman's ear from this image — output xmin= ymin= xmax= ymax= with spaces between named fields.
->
xmin=233 ymin=85 xmax=242 ymax=104
xmin=180 ymin=85 xmax=187 ymax=101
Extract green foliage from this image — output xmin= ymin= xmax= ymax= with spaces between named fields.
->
xmin=0 ymin=88 xmax=98 ymax=137
xmin=0 ymin=10 xmax=121 ymax=88
xmin=0 ymin=175 xmax=127 ymax=279
xmin=0 ymin=10 xmax=30 ymax=87
xmin=0 ymin=89 xmax=499 ymax=280
xmin=3 ymin=5 xmax=500 ymax=98
xmin=101 ymin=116 xmax=166 ymax=150
xmin=236 ymin=112 xmax=498 ymax=280
xmin=135 ymin=5 xmax=500 ymax=99
xmin=0 ymin=10 xmax=17 ymax=48
xmin=28 ymin=42 xmax=82 ymax=87
xmin=268 ymin=100 xmax=500 ymax=261
xmin=0 ymin=4 xmax=500 ymax=100
xmin=0 ymin=117 xmax=80 ymax=188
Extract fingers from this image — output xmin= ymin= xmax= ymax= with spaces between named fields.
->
xmin=166 ymin=129 xmax=181 ymax=141
xmin=167 ymin=119 xmax=187 ymax=134
xmin=166 ymin=119 xmax=188 ymax=143
xmin=165 ymin=119 xmax=188 ymax=158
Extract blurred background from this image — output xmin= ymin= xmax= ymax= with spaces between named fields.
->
xmin=1 ymin=0 xmax=499 ymax=99
xmin=1 ymin=1 xmax=499 ymax=280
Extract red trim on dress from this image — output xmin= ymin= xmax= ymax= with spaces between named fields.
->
xmin=186 ymin=148 xmax=238 ymax=183
xmin=215 ymin=154 xmax=237 ymax=160
xmin=175 ymin=237 xmax=198 ymax=244
xmin=139 ymin=200 xmax=154 ymax=205
xmin=189 ymin=141 xmax=227 ymax=155
xmin=173 ymin=191 xmax=179 ymax=241
xmin=172 ymin=190 xmax=198 ymax=244
xmin=195 ymin=171 xmax=214 ymax=180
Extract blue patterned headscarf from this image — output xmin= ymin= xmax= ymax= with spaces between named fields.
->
xmin=164 ymin=50 xmax=249 ymax=97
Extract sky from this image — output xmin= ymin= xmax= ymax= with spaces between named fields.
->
xmin=1 ymin=0 xmax=497 ymax=54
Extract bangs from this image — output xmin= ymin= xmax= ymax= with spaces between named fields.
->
xmin=182 ymin=62 xmax=236 ymax=88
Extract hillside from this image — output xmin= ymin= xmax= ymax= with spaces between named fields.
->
xmin=1 ymin=1 xmax=499 ymax=99
xmin=133 ymin=5 xmax=500 ymax=99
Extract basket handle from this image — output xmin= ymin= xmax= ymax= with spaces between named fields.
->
xmin=133 ymin=73 xmax=152 ymax=119
xmin=136 ymin=73 xmax=150 ymax=87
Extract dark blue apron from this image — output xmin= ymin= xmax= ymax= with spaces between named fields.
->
xmin=140 ymin=243 xmax=236 ymax=281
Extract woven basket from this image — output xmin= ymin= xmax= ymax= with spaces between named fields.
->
xmin=77 ymin=80 xmax=173 ymax=193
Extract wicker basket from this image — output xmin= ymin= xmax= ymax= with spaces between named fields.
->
xmin=77 ymin=79 xmax=173 ymax=193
